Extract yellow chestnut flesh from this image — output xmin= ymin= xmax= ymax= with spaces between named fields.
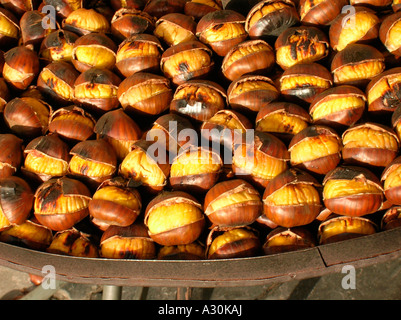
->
xmin=264 ymin=184 xmax=320 ymax=206
xmin=224 ymin=41 xmax=271 ymax=70
xmin=208 ymin=188 xmax=260 ymax=213
xmin=100 ymin=237 xmax=155 ymax=259
xmin=93 ymin=186 xmax=141 ymax=211
xmin=207 ymin=228 xmax=257 ymax=257
xmin=24 ymin=152 xmax=69 ymax=177
xmin=248 ymin=2 xmax=288 ymax=29
xmin=69 ymin=155 xmax=116 ymax=179
xmin=368 ymin=74 xmax=401 ymax=107
xmin=170 ymin=149 xmax=221 ymax=177
xmin=0 ymin=15 xmax=18 ymax=39
xmin=323 ymin=179 xmax=382 ymax=200
xmin=342 ymin=127 xmax=399 ymax=151
xmin=280 ymin=75 xmax=331 ymax=91
xmin=154 ymin=21 xmax=196 ymax=46
xmin=385 ymin=20 xmax=401 ymax=53
xmin=174 ymin=85 xmax=225 ymax=108
xmin=73 ymin=46 xmax=116 ymax=70
xmin=162 ymin=49 xmax=212 ymax=78
xmin=201 ymin=22 xmax=246 ymax=43
xmin=74 ymin=83 xmax=118 ymax=100
xmin=64 ymin=9 xmax=110 ymax=34
xmin=290 ymin=135 xmax=341 ymax=165
xmin=38 ymin=68 xmax=75 ymax=101
xmin=206 ymin=112 xmax=247 ymax=131
xmin=383 ymin=166 xmax=401 ymax=190
xmin=116 ymin=41 xmax=160 ymax=62
xmin=333 ymin=61 xmax=384 ymax=84
xmin=118 ymin=82 xmax=170 ymax=106
xmin=256 ymin=112 xmax=308 ymax=135
xmin=311 ymin=96 xmax=365 ymax=121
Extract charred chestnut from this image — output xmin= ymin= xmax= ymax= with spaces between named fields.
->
xmin=39 ymin=29 xmax=79 ymax=63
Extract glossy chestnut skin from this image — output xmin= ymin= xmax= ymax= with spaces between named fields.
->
xmin=342 ymin=122 xmax=399 ymax=168
xmin=3 ymin=97 xmax=52 ymax=139
xmin=2 ymin=45 xmax=40 ymax=91
xmin=184 ymin=0 xmax=222 ymax=21
xmin=144 ymin=191 xmax=205 ymax=246
xmin=331 ymin=43 xmax=385 ymax=87
xmin=170 ymin=79 xmax=227 ymax=122
xmin=160 ymin=40 xmax=214 ymax=86
xmin=71 ymin=33 xmax=117 ymax=73
xmin=157 ymin=241 xmax=206 ymax=260
xmin=275 ymin=26 xmax=329 ymax=70
xmin=36 ymin=60 xmax=79 ymax=106
xmin=196 ymin=9 xmax=247 ymax=57
xmin=245 ymin=0 xmax=299 ymax=39
xmin=68 ymin=138 xmax=118 ymax=189
xmin=263 ymin=168 xmax=322 ymax=228
xmin=232 ymin=130 xmax=290 ymax=190
xmin=227 ymin=74 xmax=280 ymax=114
xmin=111 ymin=8 xmax=156 ymax=40
xmin=39 ymin=29 xmax=79 ymax=63
xmin=115 ymin=34 xmax=163 ymax=78
xmin=0 ymin=8 xmax=19 ymax=49
xmin=262 ymin=227 xmax=316 ymax=255
xmin=288 ymin=125 xmax=342 ymax=176
xmin=204 ymin=179 xmax=262 ymax=227
xmin=48 ymin=105 xmax=96 ymax=143
xmin=118 ymin=72 xmax=173 ymax=116
xmin=22 ymin=133 xmax=70 ymax=183
xmin=381 ymin=206 xmax=401 ymax=230
xmin=221 ymin=39 xmax=276 ymax=82
xmin=350 ymin=0 xmax=392 ymax=9
xmin=380 ymin=11 xmax=401 ymax=56
xmin=0 ymin=219 xmax=53 ymax=251
xmin=0 ymin=133 xmax=23 ymax=178
xmin=317 ymin=214 xmax=377 ymax=245
xmin=33 ymin=176 xmax=92 ymax=231
xmin=0 ymin=176 xmax=34 ymax=231
xmin=279 ymin=63 xmax=333 ymax=105
xmin=100 ymin=223 xmax=156 ymax=259
xmin=19 ymin=10 xmax=52 ymax=48
xmin=143 ymin=0 xmax=188 ymax=19
xmin=154 ymin=13 xmax=197 ymax=47
xmin=74 ymin=68 xmax=122 ymax=114
xmin=322 ymin=165 xmax=384 ymax=217
xmin=381 ymin=156 xmax=401 ymax=205
xmin=62 ymin=8 xmax=110 ymax=36
xmin=299 ymin=0 xmax=348 ymax=26
xmin=309 ymin=85 xmax=366 ymax=128
xmin=366 ymin=67 xmax=401 ymax=114
xmin=329 ymin=6 xmax=380 ymax=52
xmin=88 ymin=177 xmax=142 ymax=231
xmin=256 ymin=101 xmax=311 ymax=142
xmin=169 ymin=146 xmax=223 ymax=194
xmin=94 ymin=108 xmax=142 ymax=161
xmin=206 ymin=226 xmax=261 ymax=259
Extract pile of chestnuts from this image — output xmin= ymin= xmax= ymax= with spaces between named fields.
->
xmin=1 ymin=0 xmax=401 ymax=261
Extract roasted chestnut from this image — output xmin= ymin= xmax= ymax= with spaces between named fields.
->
xmin=279 ymin=63 xmax=333 ymax=105
xmin=392 ymin=105 xmax=401 ymax=140
xmin=263 ymin=168 xmax=322 ymax=228
xmin=100 ymin=223 xmax=156 ymax=259
xmin=119 ymin=139 xmax=170 ymax=193
xmin=19 ymin=10 xmax=52 ymax=48
xmin=111 ymin=8 xmax=156 ymax=40
xmin=3 ymin=97 xmax=52 ymax=139
xmin=48 ymin=105 xmax=96 ymax=143
xmin=0 ymin=176 xmax=34 ymax=231
xmin=71 ymin=33 xmax=117 ymax=73
xmin=381 ymin=156 xmax=401 ymax=205
xmin=33 ymin=176 xmax=92 ymax=231
xmin=318 ymin=214 xmax=377 ymax=245
xmin=0 ymin=77 xmax=10 ymax=110
xmin=41 ymin=0 xmax=82 ymax=19
xmin=0 ymin=0 xmax=35 ymax=16
xmin=89 ymin=177 xmax=142 ymax=231
xmin=94 ymin=108 xmax=142 ymax=161
xmin=256 ymin=101 xmax=311 ymax=142
xmin=0 ymin=8 xmax=19 ymax=49
xmin=380 ymin=11 xmax=401 ymax=56
xmin=227 ymin=74 xmax=280 ymax=114
xmin=288 ymin=125 xmax=342 ymax=176
xmin=0 ymin=133 xmax=23 ymax=178
xmin=157 ymin=241 xmax=206 ymax=260
xmin=160 ymin=40 xmax=214 ymax=86
xmin=22 ymin=133 xmax=70 ymax=183
xmin=0 ymin=219 xmax=53 ymax=251
xmin=262 ymin=227 xmax=315 ymax=255
xmin=350 ymin=0 xmax=392 ymax=9
xmin=39 ymin=29 xmax=79 ymax=63
xmin=184 ymin=0 xmax=222 ymax=21
xmin=329 ymin=6 xmax=380 ymax=52
xmin=381 ymin=206 xmax=401 ymax=230
xmin=275 ymin=26 xmax=329 ymax=70
xmin=68 ymin=138 xmax=118 ymax=188
xmin=170 ymin=79 xmax=227 ymax=123
xmin=206 ymin=226 xmax=261 ymax=259
xmin=366 ymin=67 xmax=401 ymax=114
xmin=342 ymin=122 xmax=399 ymax=168
xmin=144 ymin=191 xmax=205 ymax=246
xmin=115 ymin=34 xmax=163 ymax=78
xmin=221 ymin=39 xmax=276 ymax=82
xmin=322 ymin=165 xmax=384 ymax=217
xmin=2 ymin=44 xmax=40 ymax=91
xmin=204 ymin=179 xmax=262 ymax=227
xmin=331 ymin=43 xmax=385 ymax=87
xmin=62 ymin=8 xmax=110 ymax=35
xmin=47 ymin=229 xmax=99 ymax=257
xmin=245 ymin=0 xmax=299 ymax=39
xmin=154 ymin=13 xmax=197 ymax=47
xmin=118 ymin=72 xmax=173 ymax=116
xmin=74 ymin=68 xmax=122 ymax=114
xmin=169 ymin=146 xmax=223 ymax=193
xmin=36 ymin=61 xmax=79 ymax=106
xmin=299 ymin=0 xmax=348 ymax=26
xmin=196 ymin=9 xmax=247 ymax=57
xmin=143 ymin=0 xmax=188 ymax=19
xmin=232 ymin=130 xmax=290 ymax=190
xmin=309 ymin=85 xmax=366 ymax=128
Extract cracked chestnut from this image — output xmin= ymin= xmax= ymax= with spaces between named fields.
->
xmin=299 ymin=0 xmax=348 ymax=26
xmin=62 ymin=8 xmax=110 ymax=36
xmin=154 ymin=13 xmax=197 ymax=47
xmin=111 ymin=8 xmax=156 ymax=40
xmin=381 ymin=156 xmax=401 ymax=205
xmin=184 ymin=0 xmax=222 ymax=21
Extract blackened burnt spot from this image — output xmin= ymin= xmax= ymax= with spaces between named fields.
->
xmin=212 ymin=24 xmax=224 ymax=31
xmin=178 ymin=62 xmax=189 ymax=73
